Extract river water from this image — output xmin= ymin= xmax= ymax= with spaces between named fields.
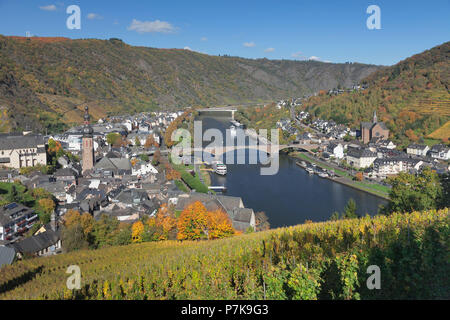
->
xmin=197 ymin=116 xmax=387 ymax=228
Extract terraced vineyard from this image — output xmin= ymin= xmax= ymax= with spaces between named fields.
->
xmin=1 ymin=208 xmax=448 ymax=300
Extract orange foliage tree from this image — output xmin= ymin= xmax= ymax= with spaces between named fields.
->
xmin=177 ymin=201 xmax=208 ymax=240
xmin=154 ymin=204 xmax=177 ymax=240
xmin=206 ymin=209 xmax=235 ymax=239
xmin=355 ymin=171 xmax=364 ymax=181
xmin=64 ymin=210 xmax=81 ymax=228
xmin=177 ymin=202 xmax=235 ymax=241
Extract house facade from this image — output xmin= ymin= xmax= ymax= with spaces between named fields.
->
xmin=0 ymin=203 xmax=38 ymax=242
xmin=429 ymin=144 xmax=450 ymax=160
xmin=346 ymin=147 xmax=377 ymax=169
xmin=406 ymin=144 xmax=430 ymax=157
xmin=373 ymin=158 xmax=423 ymax=177
xmin=0 ymin=133 xmax=47 ymax=169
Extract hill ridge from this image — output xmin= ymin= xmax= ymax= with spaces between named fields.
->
xmin=0 ymin=35 xmax=379 ymax=132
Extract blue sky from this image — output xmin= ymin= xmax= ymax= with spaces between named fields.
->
xmin=0 ymin=0 xmax=448 ymax=65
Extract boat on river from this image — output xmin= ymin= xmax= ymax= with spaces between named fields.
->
xmin=212 ymin=161 xmax=227 ymax=175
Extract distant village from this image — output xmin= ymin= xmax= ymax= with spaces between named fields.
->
xmin=0 ymin=107 xmax=257 ymax=266
xmin=275 ymin=100 xmax=449 ymax=180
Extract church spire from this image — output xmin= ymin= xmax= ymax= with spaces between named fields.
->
xmin=373 ymin=110 xmax=377 ymax=123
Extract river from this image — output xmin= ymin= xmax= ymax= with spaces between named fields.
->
xmin=197 ymin=116 xmax=388 ymax=228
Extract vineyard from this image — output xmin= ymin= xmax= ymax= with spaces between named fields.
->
xmin=0 ymin=208 xmax=448 ymax=300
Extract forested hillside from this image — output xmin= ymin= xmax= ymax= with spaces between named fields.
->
xmin=0 ymin=35 xmax=379 ymax=132
xmin=1 ymin=208 xmax=448 ymax=300
xmin=302 ymin=41 xmax=450 ymax=144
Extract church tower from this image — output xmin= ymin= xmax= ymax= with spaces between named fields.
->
xmin=373 ymin=110 xmax=377 ymax=123
xmin=82 ymin=106 xmax=94 ymax=175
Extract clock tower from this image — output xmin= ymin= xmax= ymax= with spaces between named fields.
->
xmin=82 ymin=106 xmax=94 ymax=175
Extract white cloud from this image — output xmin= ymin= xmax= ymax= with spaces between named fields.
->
xmin=87 ymin=13 xmax=102 ymax=20
xmin=243 ymin=42 xmax=256 ymax=48
xmin=264 ymin=47 xmax=275 ymax=53
xmin=200 ymin=37 xmax=207 ymax=41
xmin=39 ymin=4 xmax=57 ymax=11
xmin=127 ymin=19 xmax=176 ymax=34
xmin=291 ymin=51 xmax=304 ymax=59
xmin=308 ymin=56 xmax=321 ymax=61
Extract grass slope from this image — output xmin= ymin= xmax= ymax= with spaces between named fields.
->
xmin=0 ymin=208 xmax=448 ymax=300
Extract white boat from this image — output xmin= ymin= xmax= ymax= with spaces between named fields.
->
xmin=212 ymin=161 xmax=227 ymax=175
xmin=230 ymin=125 xmax=237 ymax=137
xmin=318 ymin=172 xmax=329 ymax=178
xmin=306 ymin=168 xmax=314 ymax=175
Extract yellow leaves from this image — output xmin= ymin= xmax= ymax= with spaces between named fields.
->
xmin=131 ymin=221 xmax=144 ymax=243
xmin=64 ymin=209 xmax=81 ymax=228
xmin=38 ymin=198 xmax=55 ymax=215
xmin=80 ymin=212 xmax=94 ymax=234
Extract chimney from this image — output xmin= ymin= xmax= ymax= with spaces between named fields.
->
xmin=50 ymin=211 xmax=57 ymax=231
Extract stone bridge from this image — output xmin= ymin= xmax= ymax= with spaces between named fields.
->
xmin=173 ymin=143 xmax=319 ymax=159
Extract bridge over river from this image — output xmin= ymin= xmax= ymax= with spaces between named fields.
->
xmin=172 ymin=143 xmax=319 ymax=159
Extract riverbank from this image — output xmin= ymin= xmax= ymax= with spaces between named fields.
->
xmin=288 ymin=151 xmax=391 ymax=200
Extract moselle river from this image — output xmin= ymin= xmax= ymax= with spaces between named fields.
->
xmin=197 ymin=116 xmax=388 ymax=228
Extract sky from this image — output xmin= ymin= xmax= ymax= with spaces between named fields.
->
xmin=0 ymin=0 xmax=449 ymax=65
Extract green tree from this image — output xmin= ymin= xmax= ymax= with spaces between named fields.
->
xmin=342 ymin=199 xmax=358 ymax=219
xmin=106 ymin=132 xmax=121 ymax=146
xmin=8 ymin=184 xmax=21 ymax=203
xmin=383 ymin=168 xmax=444 ymax=214
xmin=61 ymin=224 xmax=89 ymax=253
xmin=439 ymin=173 xmax=449 ymax=208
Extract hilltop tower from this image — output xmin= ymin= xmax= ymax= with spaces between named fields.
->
xmin=82 ymin=106 xmax=94 ymax=175
xmin=373 ymin=110 xmax=377 ymax=123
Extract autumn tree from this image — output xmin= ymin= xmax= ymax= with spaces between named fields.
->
xmin=38 ymin=198 xmax=55 ymax=214
xmin=206 ymin=209 xmax=235 ymax=239
xmin=64 ymin=210 xmax=81 ymax=228
xmin=152 ymin=148 xmax=161 ymax=165
xmin=177 ymin=201 xmax=208 ymax=240
xmin=80 ymin=212 xmax=95 ymax=234
xmin=145 ymin=135 xmax=158 ymax=148
xmin=355 ymin=172 xmax=364 ymax=181
xmin=154 ymin=204 xmax=178 ymax=240
xmin=131 ymin=221 xmax=145 ymax=243
xmin=255 ymin=211 xmax=270 ymax=231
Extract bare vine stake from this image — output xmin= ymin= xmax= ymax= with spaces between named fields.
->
xmin=263 ymin=280 xmax=266 ymax=300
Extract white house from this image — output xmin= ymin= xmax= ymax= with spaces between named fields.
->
xmin=346 ymin=147 xmax=377 ymax=169
xmin=429 ymin=144 xmax=450 ymax=160
xmin=327 ymin=143 xmax=344 ymax=159
xmin=406 ymin=144 xmax=430 ymax=157
xmin=373 ymin=158 xmax=423 ymax=177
